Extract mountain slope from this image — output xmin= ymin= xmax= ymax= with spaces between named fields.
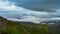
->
xmin=0 ymin=16 xmax=48 ymax=34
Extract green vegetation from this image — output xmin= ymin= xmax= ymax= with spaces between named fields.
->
xmin=0 ymin=16 xmax=60 ymax=34
xmin=0 ymin=16 xmax=48 ymax=34
xmin=0 ymin=21 xmax=48 ymax=34
xmin=5 ymin=23 xmax=48 ymax=34
xmin=1 ymin=16 xmax=59 ymax=34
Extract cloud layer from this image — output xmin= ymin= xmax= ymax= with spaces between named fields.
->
xmin=10 ymin=0 xmax=60 ymax=11
xmin=0 ymin=0 xmax=60 ymax=24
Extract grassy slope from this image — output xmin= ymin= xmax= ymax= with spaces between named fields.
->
xmin=0 ymin=21 xmax=48 ymax=34
xmin=1 ymin=16 xmax=60 ymax=34
xmin=0 ymin=17 xmax=48 ymax=34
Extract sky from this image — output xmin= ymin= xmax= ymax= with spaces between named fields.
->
xmin=0 ymin=0 xmax=60 ymax=24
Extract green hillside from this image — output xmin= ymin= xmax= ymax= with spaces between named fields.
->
xmin=0 ymin=16 xmax=48 ymax=34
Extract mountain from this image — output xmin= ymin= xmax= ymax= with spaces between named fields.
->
xmin=41 ymin=20 xmax=60 ymax=23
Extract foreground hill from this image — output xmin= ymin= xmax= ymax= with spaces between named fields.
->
xmin=0 ymin=16 xmax=48 ymax=34
xmin=6 ymin=22 xmax=60 ymax=34
xmin=0 ymin=16 xmax=60 ymax=34
xmin=1 ymin=16 xmax=60 ymax=34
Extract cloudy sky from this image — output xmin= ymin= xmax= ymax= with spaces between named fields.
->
xmin=0 ymin=0 xmax=60 ymax=23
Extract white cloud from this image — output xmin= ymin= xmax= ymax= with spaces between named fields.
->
xmin=0 ymin=0 xmax=46 ymax=24
xmin=0 ymin=0 xmax=50 ymax=17
xmin=7 ymin=16 xmax=41 ymax=24
xmin=0 ymin=1 xmax=25 ymax=11
xmin=0 ymin=0 xmax=60 ymax=24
